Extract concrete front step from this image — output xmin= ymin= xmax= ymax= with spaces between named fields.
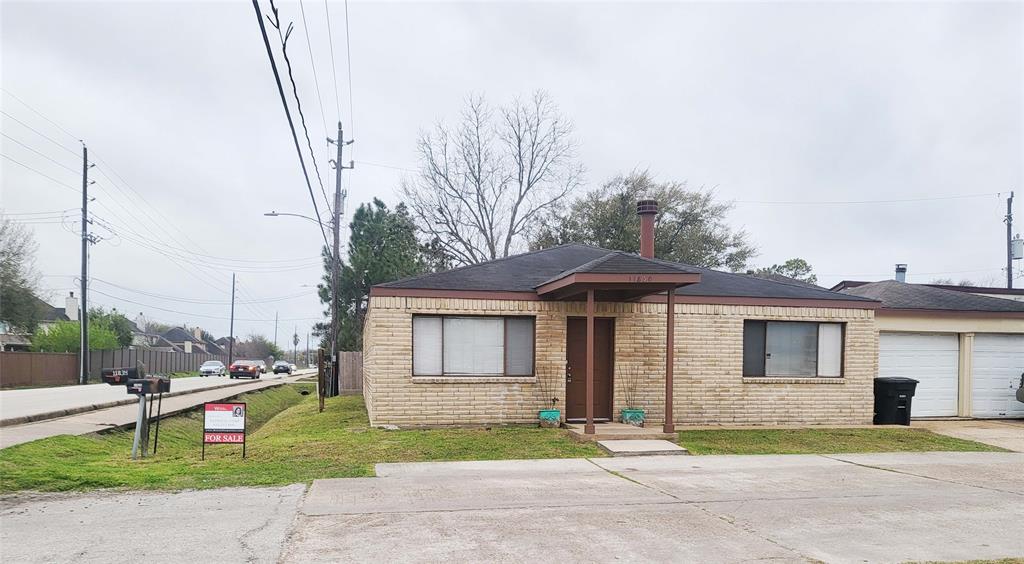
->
xmin=597 ymin=439 xmax=689 ymax=457
xmin=565 ymin=422 xmax=676 ymax=442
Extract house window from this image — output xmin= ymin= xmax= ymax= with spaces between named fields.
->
xmin=743 ymin=321 xmax=844 ymax=377
xmin=412 ymin=316 xmax=535 ymax=377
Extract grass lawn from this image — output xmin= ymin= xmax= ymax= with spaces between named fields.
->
xmin=678 ymin=428 xmax=1007 ymax=455
xmin=0 ymin=385 xmax=600 ymax=493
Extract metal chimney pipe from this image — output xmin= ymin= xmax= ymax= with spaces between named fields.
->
xmin=895 ymin=264 xmax=907 ymax=283
xmin=637 ymin=199 xmax=658 ymax=258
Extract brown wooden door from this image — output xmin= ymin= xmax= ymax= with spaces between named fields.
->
xmin=565 ymin=317 xmax=614 ymax=421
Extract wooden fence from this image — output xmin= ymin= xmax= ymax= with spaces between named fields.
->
xmin=88 ymin=348 xmax=230 ymax=380
xmin=338 ymin=351 xmax=363 ymax=393
xmin=0 ymin=352 xmax=78 ymax=388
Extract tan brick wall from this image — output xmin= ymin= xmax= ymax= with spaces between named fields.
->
xmin=362 ymin=296 xmax=877 ymax=427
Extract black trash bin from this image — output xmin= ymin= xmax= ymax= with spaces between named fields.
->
xmin=873 ymin=377 xmax=919 ymax=425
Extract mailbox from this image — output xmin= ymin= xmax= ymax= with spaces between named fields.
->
xmin=126 ymin=377 xmax=171 ymax=395
xmin=101 ymin=366 xmax=144 ymax=386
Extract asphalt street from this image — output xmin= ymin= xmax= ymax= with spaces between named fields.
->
xmin=2 ymin=451 xmax=1022 ymax=563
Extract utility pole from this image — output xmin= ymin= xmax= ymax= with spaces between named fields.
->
xmin=79 ymin=144 xmax=90 ymax=385
xmin=228 ymin=273 xmax=236 ymax=365
xmin=293 ymin=326 xmax=299 ymax=365
xmin=306 ymin=331 xmax=309 ymax=366
xmin=1007 ymin=193 xmax=1015 ymax=290
xmin=328 ymin=121 xmax=353 ymax=397
xmin=274 ymin=311 xmax=279 ymax=349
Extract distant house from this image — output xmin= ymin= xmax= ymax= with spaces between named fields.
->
xmin=0 ymin=321 xmax=31 ymax=352
xmin=1 ymin=293 xmax=78 ymax=351
xmin=161 ymin=327 xmax=208 ymax=354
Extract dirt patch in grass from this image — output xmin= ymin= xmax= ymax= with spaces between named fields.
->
xmin=677 ymin=428 xmax=1008 ymax=455
xmin=0 ymin=390 xmax=600 ymax=493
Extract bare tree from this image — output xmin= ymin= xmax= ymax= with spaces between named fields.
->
xmin=402 ymin=92 xmax=583 ymax=265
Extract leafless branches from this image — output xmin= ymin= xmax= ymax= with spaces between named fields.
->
xmin=402 ymin=92 xmax=583 ymax=265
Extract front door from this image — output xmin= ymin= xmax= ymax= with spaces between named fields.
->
xmin=565 ymin=317 xmax=614 ymax=421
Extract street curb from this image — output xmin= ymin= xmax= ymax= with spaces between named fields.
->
xmin=0 ymin=378 xmax=265 ymax=427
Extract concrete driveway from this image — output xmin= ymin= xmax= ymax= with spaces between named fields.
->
xmin=916 ymin=419 xmax=1024 ymax=452
xmin=285 ymin=452 xmax=1024 ymax=563
xmin=3 ymin=452 xmax=1022 ymax=563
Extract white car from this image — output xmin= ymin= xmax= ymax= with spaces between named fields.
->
xmin=199 ymin=360 xmax=226 ymax=377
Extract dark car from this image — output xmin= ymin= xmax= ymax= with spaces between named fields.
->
xmin=272 ymin=361 xmax=292 ymax=375
xmin=228 ymin=360 xmax=262 ymax=379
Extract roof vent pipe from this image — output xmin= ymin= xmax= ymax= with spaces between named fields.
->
xmin=637 ymin=199 xmax=658 ymax=258
xmin=895 ymin=263 xmax=907 ymax=283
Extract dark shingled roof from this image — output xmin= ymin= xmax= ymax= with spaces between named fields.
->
xmin=378 ymin=244 xmax=875 ymax=303
xmin=840 ymin=280 xmax=1024 ymax=313
xmin=162 ymin=326 xmax=200 ymax=343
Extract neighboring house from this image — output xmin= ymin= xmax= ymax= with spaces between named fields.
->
xmin=35 ymin=293 xmax=75 ymax=333
xmin=836 ymin=281 xmax=1024 ymax=304
xmin=833 ymin=280 xmax=1024 ymax=419
xmin=362 ymin=200 xmax=881 ymax=432
xmin=161 ymin=327 xmax=207 ymax=354
xmin=0 ymin=321 xmax=31 ymax=351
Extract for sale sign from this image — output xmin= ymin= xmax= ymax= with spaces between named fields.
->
xmin=202 ymin=402 xmax=246 ymax=459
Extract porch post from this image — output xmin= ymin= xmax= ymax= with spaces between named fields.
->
xmin=663 ymin=286 xmax=676 ymax=434
xmin=585 ymin=289 xmax=595 ymax=434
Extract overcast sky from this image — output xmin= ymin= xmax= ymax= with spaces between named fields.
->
xmin=2 ymin=0 xmax=1021 ymax=346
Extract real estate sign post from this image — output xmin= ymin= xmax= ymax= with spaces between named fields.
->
xmin=202 ymin=402 xmax=246 ymax=460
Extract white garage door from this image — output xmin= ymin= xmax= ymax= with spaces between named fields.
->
xmin=879 ymin=333 xmax=959 ymax=417
xmin=972 ymin=334 xmax=1024 ymax=418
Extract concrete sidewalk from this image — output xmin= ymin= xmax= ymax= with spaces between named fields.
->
xmin=0 ymin=374 xmax=284 ymax=426
xmin=0 ymin=374 xmax=308 ymax=449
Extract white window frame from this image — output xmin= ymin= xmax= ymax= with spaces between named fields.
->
xmin=412 ymin=315 xmax=536 ymax=377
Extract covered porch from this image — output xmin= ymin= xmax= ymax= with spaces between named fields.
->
xmin=534 ymin=251 xmax=701 ymax=435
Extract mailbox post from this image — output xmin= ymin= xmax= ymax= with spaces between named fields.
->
xmin=101 ymin=365 xmax=170 ymax=460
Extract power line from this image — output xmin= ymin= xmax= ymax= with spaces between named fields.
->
xmin=1 ymin=153 xmax=80 ymax=193
xmin=0 ymin=110 xmax=80 ymax=158
xmin=323 ymin=0 xmax=342 ymax=117
xmin=266 ymin=0 xmax=333 ymax=216
xmin=89 ymin=286 xmax=322 ymax=322
xmin=91 ymin=277 xmax=314 ymax=305
xmin=342 ymin=0 xmax=355 ymax=139
xmin=298 ymin=0 xmax=330 ymax=139
xmin=251 ymin=0 xmax=331 ymax=251
xmin=359 ymin=160 xmax=416 ymax=173
xmin=2 ymin=132 xmax=81 ymax=174
xmin=735 ymin=192 xmax=1002 ymax=205
xmin=1 ymin=87 xmax=79 ymax=142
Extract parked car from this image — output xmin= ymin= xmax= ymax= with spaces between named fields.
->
xmin=289 ymin=363 xmax=297 ymax=372
xmin=259 ymin=361 xmax=268 ymax=374
xmin=229 ymin=360 xmax=262 ymax=379
xmin=272 ymin=361 xmax=292 ymax=375
xmin=199 ymin=360 xmax=226 ymax=377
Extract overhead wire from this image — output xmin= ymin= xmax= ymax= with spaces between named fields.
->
xmin=1 ymin=87 xmax=80 ymax=142
xmin=1 ymin=153 xmax=80 ymax=193
xmin=251 ymin=0 xmax=331 ymax=251
xmin=734 ymin=192 xmax=1002 ymax=205
xmin=0 ymin=110 xmax=80 ymax=158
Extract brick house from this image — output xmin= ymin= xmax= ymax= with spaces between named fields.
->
xmin=362 ymin=200 xmax=880 ymax=433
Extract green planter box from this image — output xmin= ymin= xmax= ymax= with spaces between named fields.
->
xmin=620 ymin=408 xmax=645 ymax=427
xmin=538 ymin=409 xmax=561 ymax=428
